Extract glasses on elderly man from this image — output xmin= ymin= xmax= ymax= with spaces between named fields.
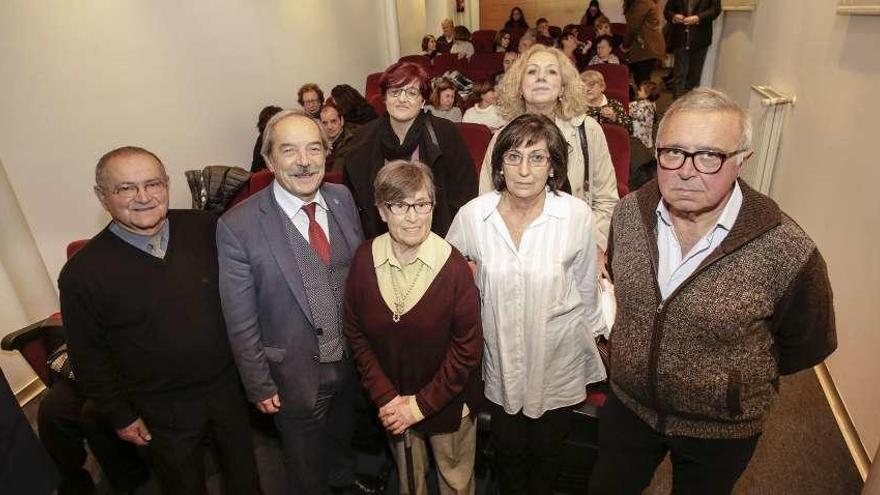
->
xmin=103 ymin=178 xmax=168 ymax=199
xmin=655 ymin=147 xmax=751 ymax=175
xmin=502 ymin=150 xmax=550 ymax=167
xmin=388 ymin=87 xmax=422 ymax=100
xmin=384 ymin=201 xmax=434 ymax=215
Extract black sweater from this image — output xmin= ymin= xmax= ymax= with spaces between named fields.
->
xmin=60 ymin=210 xmax=235 ymax=429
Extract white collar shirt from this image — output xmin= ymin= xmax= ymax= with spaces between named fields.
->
xmin=446 ymin=190 xmax=607 ymax=418
xmin=272 ymin=180 xmax=329 ymax=243
xmin=656 ymin=181 xmax=743 ymax=299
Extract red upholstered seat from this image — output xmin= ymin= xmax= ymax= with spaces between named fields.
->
xmin=463 ymin=52 xmax=504 ymax=82
xmin=398 ymin=55 xmax=431 ymax=72
xmin=471 ymin=30 xmax=496 ymax=53
xmin=368 ymin=93 xmax=386 ymax=117
xmin=600 ymin=123 xmax=631 ymax=198
xmin=431 ymin=52 xmax=464 ymax=78
xmin=611 ymin=22 xmax=627 ymax=37
xmin=590 ymin=63 xmax=630 ymax=107
xmin=456 ymin=123 xmax=493 ymax=176
xmin=365 ymin=72 xmax=382 ymax=100
xmin=578 ymin=26 xmax=596 ymax=43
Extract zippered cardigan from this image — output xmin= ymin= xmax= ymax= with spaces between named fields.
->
xmin=606 ymin=179 xmax=836 ymax=439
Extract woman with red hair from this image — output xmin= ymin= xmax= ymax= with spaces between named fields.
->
xmin=343 ymin=62 xmax=477 ymax=238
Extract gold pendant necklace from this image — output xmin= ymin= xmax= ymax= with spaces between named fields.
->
xmin=390 ymin=262 xmax=425 ymax=323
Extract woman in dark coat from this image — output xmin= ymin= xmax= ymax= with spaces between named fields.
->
xmin=343 ymin=62 xmax=477 ymax=238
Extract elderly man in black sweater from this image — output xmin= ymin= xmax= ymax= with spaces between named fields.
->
xmin=59 ymin=146 xmax=260 ymax=495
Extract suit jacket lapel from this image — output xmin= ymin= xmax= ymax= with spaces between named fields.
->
xmin=322 ymin=185 xmax=360 ymax=256
xmin=257 ymin=190 xmax=316 ymax=327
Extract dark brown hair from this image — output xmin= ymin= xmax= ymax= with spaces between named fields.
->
xmin=490 ymin=113 xmax=568 ymax=193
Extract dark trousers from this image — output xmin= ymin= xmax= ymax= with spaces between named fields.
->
xmin=133 ymin=374 xmax=260 ymax=495
xmin=486 ymin=400 xmax=573 ymax=495
xmin=274 ymin=359 xmax=357 ymax=494
xmin=672 ymin=45 xmax=710 ymax=96
xmin=38 ymin=378 xmax=148 ymax=494
xmin=588 ymin=392 xmax=760 ymax=495
xmin=629 ymin=59 xmax=658 ymax=86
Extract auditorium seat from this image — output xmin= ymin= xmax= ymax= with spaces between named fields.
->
xmin=398 ymin=55 xmax=430 ymax=72
xmin=367 ymin=93 xmax=386 ymax=117
xmin=578 ymin=26 xmax=596 ymax=44
xmin=431 ymin=52 xmax=464 ymax=78
xmin=507 ymin=27 xmax=526 ymax=53
xmin=463 ymin=52 xmax=504 ymax=83
xmin=364 ymin=72 xmax=382 ymax=100
xmin=590 ymin=63 xmax=630 ymax=107
xmin=470 ymin=29 xmax=496 ymax=53
xmin=611 ymin=22 xmax=627 ymax=37
xmin=455 ymin=123 xmax=493 ymax=175
xmin=600 ymin=123 xmax=631 ymax=197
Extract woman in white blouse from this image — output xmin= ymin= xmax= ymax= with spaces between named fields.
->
xmin=461 ymin=80 xmax=505 ymax=131
xmin=447 ymin=113 xmax=607 ymax=495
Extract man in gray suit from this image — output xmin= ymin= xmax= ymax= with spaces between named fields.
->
xmin=217 ymin=110 xmax=364 ymax=494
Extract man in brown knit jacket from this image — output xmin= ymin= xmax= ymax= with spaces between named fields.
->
xmin=589 ymin=88 xmax=837 ymax=494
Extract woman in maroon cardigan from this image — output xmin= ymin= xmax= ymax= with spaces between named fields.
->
xmin=344 ymin=160 xmax=483 ymax=495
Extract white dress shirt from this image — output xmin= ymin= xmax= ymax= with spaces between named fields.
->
xmin=446 ymin=190 xmax=607 ymax=418
xmin=657 ymin=181 xmax=743 ymax=298
xmin=272 ymin=180 xmax=329 ymax=241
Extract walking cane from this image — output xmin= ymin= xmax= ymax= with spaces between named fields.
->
xmin=403 ymin=430 xmax=416 ymax=495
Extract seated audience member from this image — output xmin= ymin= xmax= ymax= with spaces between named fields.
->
xmin=536 ymin=18 xmax=555 ymax=46
xmin=505 ymin=6 xmax=529 ymax=30
xmin=39 ymin=346 xmax=149 ymax=494
xmin=343 ymin=61 xmax=476 ymax=238
xmin=581 ymin=0 xmax=605 ymax=26
xmin=588 ymin=35 xmax=621 ymax=65
xmin=331 ymin=84 xmax=379 ymax=126
xmin=629 ymin=79 xmax=660 ymax=150
xmin=421 ymin=34 xmax=438 ymax=59
xmin=448 ymin=113 xmax=607 ymax=495
xmin=321 ymin=101 xmax=356 ymax=172
xmin=594 ymin=15 xmax=623 ymax=49
xmin=495 ymin=51 xmax=520 ymax=85
xmin=494 ymin=29 xmax=513 ymax=52
xmin=436 ymin=18 xmax=455 ymax=53
xmin=517 ymin=30 xmax=537 ymax=53
xmin=559 ymin=29 xmax=591 ymax=71
xmin=462 ymin=80 xmax=506 ymax=130
xmin=582 ymin=70 xmax=633 ymax=133
xmin=450 ymin=25 xmax=475 ymax=60
xmin=251 ymin=104 xmax=283 ymax=172
xmin=629 ymin=79 xmax=661 ymax=189
xmin=298 ymin=82 xmax=325 ymax=118
xmin=426 ymin=78 xmax=463 ymax=123
xmin=589 ymin=87 xmax=837 ymax=495
xmin=61 ymin=146 xmax=261 ymax=495
xmin=345 ymin=160 xmax=483 ymax=495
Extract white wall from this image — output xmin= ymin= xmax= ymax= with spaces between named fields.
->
xmin=714 ymin=1 xmax=880 ymax=461
xmin=0 ymin=0 xmax=393 ymax=392
xmin=397 ymin=0 xmax=428 ymax=56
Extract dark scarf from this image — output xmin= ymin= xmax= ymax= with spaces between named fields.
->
xmin=379 ymin=111 xmax=427 ymax=161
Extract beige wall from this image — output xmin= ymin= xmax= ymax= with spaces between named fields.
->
xmin=0 ymin=0 xmax=393 ymax=392
xmin=714 ymin=1 xmax=880 ymax=461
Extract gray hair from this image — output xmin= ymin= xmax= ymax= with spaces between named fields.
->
xmin=373 ymin=161 xmax=436 ymax=205
xmin=95 ymin=146 xmax=166 ymax=188
xmin=658 ymin=87 xmax=753 ymax=153
xmin=260 ymin=109 xmax=329 ymax=164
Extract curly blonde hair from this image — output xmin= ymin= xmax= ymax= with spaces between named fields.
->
xmin=496 ymin=44 xmax=588 ymax=122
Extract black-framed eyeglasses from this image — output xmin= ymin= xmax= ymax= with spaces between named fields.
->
xmin=655 ymin=147 xmax=751 ymax=175
xmin=103 ymin=178 xmax=168 ymax=199
xmin=384 ymin=201 xmax=434 ymax=215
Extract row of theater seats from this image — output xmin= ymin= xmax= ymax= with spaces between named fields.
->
xmin=469 ymin=23 xmax=628 ymax=54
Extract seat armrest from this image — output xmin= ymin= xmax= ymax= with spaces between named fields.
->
xmin=1 ymin=315 xmax=63 ymax=352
